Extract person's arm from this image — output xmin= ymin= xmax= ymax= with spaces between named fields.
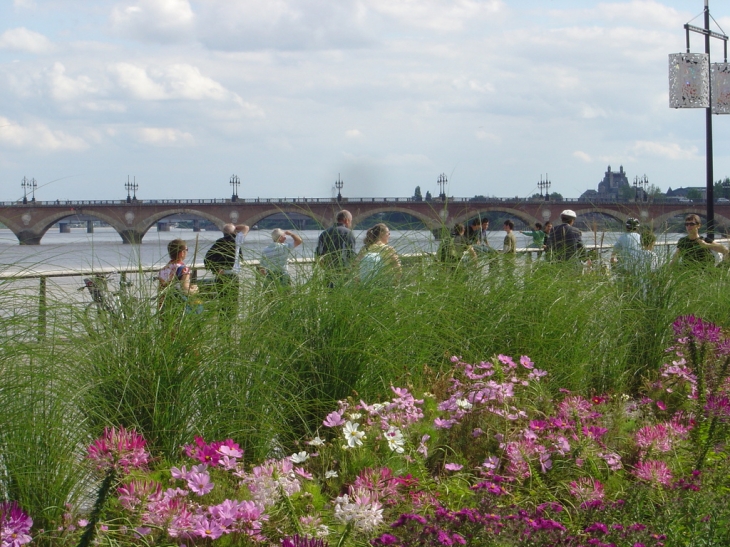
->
xmin=670 ymin=247 xmax=681 ymax=265
xmin=697 ymin=238 xmax=729 ymax=258
xmin=180 ymin=271 xmax=198 ymax=294
xmin=236 ymin=224 xmax=250 ymax=236
xmin=285 ymin=230 xmax=303 ymax=248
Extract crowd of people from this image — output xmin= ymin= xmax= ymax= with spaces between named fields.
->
xmin=156 ymin=209 xmax=729 ymax=319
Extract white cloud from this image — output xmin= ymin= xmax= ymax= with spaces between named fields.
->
xmin=111 ymin=0 xmax=195 ymax=43
xmin=136 ymin=127 xmax=194 ymax=146
xmin=368 ymin=0 xmax=504 ymax=31
xmin=47 ymin=62 xmax=98 ymax=101
xmin=0 ymin=116 xmax=87 ymax=151
xmin=345 ymin=129 xmax=362 ymax=138
xmin=580 ymin=104 xmax=607 ymax=119
xmin=0 ymin=27 xmax=53 ymax=54
xmin=475 ymin=130 xmax=499 ymax=142
xmin=630 ymin=141 xmax=700 ymax=161
xmin=573 ymin=151 xmax=592 ymax=162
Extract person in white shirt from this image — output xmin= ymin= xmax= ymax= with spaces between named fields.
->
xmin=260 ymin=228 xmax=302 ymax=288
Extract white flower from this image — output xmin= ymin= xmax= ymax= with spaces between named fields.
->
xmin=385 ymin=426 xmax=405 ymax=453
xmin=342 ymin=421 xmax=366 ymax=448
xmin=290 ymin=451 xmax=309 ymax=463
xmin=325 ymin=470 xmax=338 ymax=479
xmin=456 ymin=398 xmax=473 ymax=410
xmin=307 ymin=436 xmax=325 ymax=447
xmin=349 ymin=413 xmax=362 ymax=420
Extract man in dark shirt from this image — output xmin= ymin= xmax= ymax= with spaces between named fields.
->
xmin=546 ymin=210 xmax=585 ymax=261
xmin=316 ymin=210 xmax=356 ymax=286
xmin=205 ymin=223 xmax=247 ymax=321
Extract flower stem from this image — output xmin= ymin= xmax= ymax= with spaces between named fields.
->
xmin=77 ymin=469 xmax=115 ymax=547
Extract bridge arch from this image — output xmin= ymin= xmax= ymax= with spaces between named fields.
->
xmin=243 ymin=205 xmax=328 ymax=230
xmin=451 ymin=207 xmax=537 ymax=228
xmin=351 ymin=206 xmax=440 ymax=230
xmin=6 ymin=209 xmax=129 ymax=245
xmin=652 ymin=208 xmax=707 ymax=230
xmin=136 ymin=208 xmax=231 ymax=239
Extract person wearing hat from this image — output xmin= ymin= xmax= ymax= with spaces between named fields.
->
xmin=260 ymin=228 xmax=303 ymax=289
xmin=611 ymin=217 xmax=643 ymax=274
xmin=546 ymin=209 xmax=585 ymax=261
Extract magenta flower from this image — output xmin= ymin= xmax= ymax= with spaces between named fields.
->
xmin=282 ymin=534 xmax=330 ymax=547
xmin=673 ymin=315 xmax=722 ymax=343
xmin=0 ymin=501 xmax=33 ymax=547
xmin=87 ymin=426 xmax=150 ymax=474
xmin=193 ymin=516 xmax=225 ymax=540
xmin=444 ymin=463 xmax=463 ymax=472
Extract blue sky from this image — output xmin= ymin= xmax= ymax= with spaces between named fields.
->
xmin=1 ymin=0 xmax=729 ymax=201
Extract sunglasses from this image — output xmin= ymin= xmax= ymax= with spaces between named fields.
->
xmin=685 ymin=222 xmax=699 ymax=227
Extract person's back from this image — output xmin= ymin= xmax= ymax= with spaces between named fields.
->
xmin=613 ymin=232 xmax=642 ymax=274
xmin=316 ymin=210 xmax=356 ymax=272
xmin=547 ymin=211 xmax=583 ymax=261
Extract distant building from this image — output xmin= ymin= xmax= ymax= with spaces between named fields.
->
xmin=597 ymin=165 xmax=630 ymax=200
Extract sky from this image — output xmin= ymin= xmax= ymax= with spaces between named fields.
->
xmin=1 ymin=0 xmax=729 ymax=202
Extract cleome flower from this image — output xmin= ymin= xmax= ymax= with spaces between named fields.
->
xmin=87 ymin=426 xmax=150 ymax=474
xmin=0 ymin=501 xmax=33 ymax=547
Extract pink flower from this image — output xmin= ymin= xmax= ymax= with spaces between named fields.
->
xmin=519 ymin=356 xmax=534 ymax=369
xmin=187 ymin=471 xmax=214 ymax=496
xmin=633 ymin=460 xmax=673 ymax=487
xmin=0 ymin=501 xmax=33 ymax=547
xmin=444 ymin=463 xmax=463 ymax=471
xmin=323 ymin=411 xmax=346 ymax=428
xmin=87 ymin=426 xmax=150 ymax=474
xmin=568 ymin=478 xmax=605 ymax=508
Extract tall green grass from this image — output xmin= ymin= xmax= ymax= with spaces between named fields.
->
xmin=1 ymin=255 xmax=729 ymax=537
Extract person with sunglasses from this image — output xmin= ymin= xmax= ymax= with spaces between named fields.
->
xmin=671 ymin=214 xmax=729 ymax=266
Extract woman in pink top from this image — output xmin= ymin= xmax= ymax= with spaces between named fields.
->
xmin=158 ymin=239 xmax=198 ymax=312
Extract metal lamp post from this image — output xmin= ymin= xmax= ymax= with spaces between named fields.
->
xmin=437 ymin=173 xmax=448 ymax=202
xmin=30 ymin=177 xmax=37 ymax=203
xmin=230 ymin=175 xmax=240 ymax=202
xmin=538 ymin=174 xmax=551 ymax=201
xmin=335 ymin=174 xmax=344 ymax=202
xmin=125 ymin=176 xmax=138 ymax=203
xmin=21 ymin=176 xmax=31 ymax=204
xmin=669 ymin=0 xmax=729 ymax=240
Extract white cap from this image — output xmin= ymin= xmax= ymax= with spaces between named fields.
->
xmin=560 ymin=209 xmax=577 ymax=218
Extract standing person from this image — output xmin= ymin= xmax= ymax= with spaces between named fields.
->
xmin=232 ymin=224 xmax=251 ymax=273
xmin=316 ymin=210 xmax=356 ymax=286
xmin=611 ymin=218 xmax=643 ymax=275
xmin=260 ymin=228 xmax=303 ymax=288
xmin=502 ymin=219 xmax=517 ymax=274
xmin=204 ymin=223 xmax=248 ymax=320
xmin=473 ymin=218 xmax=494 ymax=254
xmin=356 ymin=223 xmax=402 ymax=285
xmin=546 ymin=210 xmax=585 ymax=261
xmin=670 ymin=214 xmax=728 ymax=267
xmin=521 ymin=222 xmax=544 ymax=260
xmin=158 ymin=238 xmax=198 ymax=315
xmin=466 ymin=217 xmax=482 ymax=245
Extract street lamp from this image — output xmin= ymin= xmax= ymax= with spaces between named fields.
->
xmin=230 ymin=174 xmax=240 ymax=202
xmin=669 ymin=0 xmax=729 ymax=239
xmin=633 ymin=175 xmax=648 ymax=202
xmin=21 ymin=176 xmax=32 ymax=204
xmin=125 ymin=176 xmax=138 ymax=203
xmin=335 ymin=174 xmax=344 ymax=202
xmin=538 ymin=174 xmax=551 ymax=201
xmin=437 ymin=173 xmax=448 ymax=201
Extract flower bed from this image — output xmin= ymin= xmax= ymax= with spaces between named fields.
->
xmin=7 ymin=316 xmax=730 ymax=547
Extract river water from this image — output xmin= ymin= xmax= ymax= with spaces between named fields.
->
xmin=0 ymin=226 xmax=680 ymax=274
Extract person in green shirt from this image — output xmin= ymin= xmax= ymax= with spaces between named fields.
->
xmin=521 ymin=222 xmax=546 ymax=260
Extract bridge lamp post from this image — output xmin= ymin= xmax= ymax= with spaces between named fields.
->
xmin=125 ymin=176 xmax=138 ymax=203
xmin=633 ymin=175 xmax=648 ymax=202
xmin=230 ymin=175 xmax=240 ymax=202
xmin=669 ymin=0 xmax=729 ymax=240
xmin=30 ymin=177 xmax=37 ymax=203
xmin=335 ymin=174 xmax=344 ymax=202
xmin=437 ymin=173 xmax=448 ymax=202
xmin=538 ymin=174 xmax=551 ymax=201
xmin=21 ymin=176 xmax=31 ymax=204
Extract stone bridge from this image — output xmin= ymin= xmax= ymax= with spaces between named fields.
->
xmin=1 ymin=197 xmax=727 ymax=244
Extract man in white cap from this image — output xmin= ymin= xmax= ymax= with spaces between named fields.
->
xmin=260 ymin=228 xmax=303 ymax=289
xmin=546 ymin=209 xmax=585 ymax=261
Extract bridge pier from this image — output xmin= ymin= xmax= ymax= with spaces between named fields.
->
xmin=87 ymin=220 xmax=94 ymax=233
xmin=193 ymin=219 xmax=200 ymax=232
xmin=59 ymin=223 xmax=70 ymax=233
xmin=17 ymin=231 xmax=43 ymax=245
xmin=119 ymin=230 xmax=143 ymax=244
xmin=157 ymin=222 xmax=170 ymax=232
